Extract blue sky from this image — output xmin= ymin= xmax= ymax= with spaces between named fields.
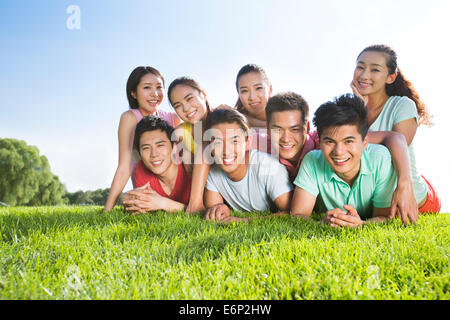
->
xmin=1 ymin=0 xmax=449 ymax=210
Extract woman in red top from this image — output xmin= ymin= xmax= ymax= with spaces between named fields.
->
xmin=123 ymin=116 xmax=192 ymax=214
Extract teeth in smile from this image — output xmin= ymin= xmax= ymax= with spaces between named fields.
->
xmin=280 ymin=145 xmax=294 ymax=149
xmin=187 ymin=110 xmax=197 ymax=118
xmin=333 ymin=158 xmax=348 ymax=163
xmin=223 ymin=157 xmax=234 ymax=164
xmin=152 ymin=160 xmax=162 ymax=165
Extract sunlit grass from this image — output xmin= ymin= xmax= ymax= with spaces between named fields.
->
xmin=0 ymin=206 xmax=448 ymax=299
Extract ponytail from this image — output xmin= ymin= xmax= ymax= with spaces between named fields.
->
xmin=387 ymin=68 xmax=431 ymax=126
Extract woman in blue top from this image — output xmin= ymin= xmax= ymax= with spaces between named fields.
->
xmin=350 ymin=44 xmax=441 ymax=224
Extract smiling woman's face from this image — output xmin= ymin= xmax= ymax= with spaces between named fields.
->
xmin=237 ymin=72 xmax=272 ymax=119
xmin=353 ymin=51 xmax=396 ymax=96
xmin=132 ymin=73 xmax=164 ymax=115
xmin=169 ymin=84 xmax=208 ymax=124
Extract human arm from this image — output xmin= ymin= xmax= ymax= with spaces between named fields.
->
xmin=186 ymin=160 xmax=209 ymax=214
xmin=220 ymin=190 xmax=293 ymax=224
xmin=326 ymin=204 xmax=390 ymax=228
xmin=366 ymin=131 xmax=417 ymax=224
xmin=104 ymin=112 xmax=136 ymax=212
xmin=204 ymin=189 xmax=231 ymax=221
xmin=290 ymin=187 xmax=316 ymax=220
xmin=122 ymin=187 xmax=186 ymax=214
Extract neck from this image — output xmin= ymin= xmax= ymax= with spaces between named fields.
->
xmin=158 ymin=162 xmax=178 ymax=189
xmin=337 ymin=163 xmax=360 ymax=187
xmin=227 ymin=150 xmax=250 ymax=182
xmin=286 ymin=135 xmax=307 ymax=165
xmin=138 ymin=108 xmax=158 ymax=117
xmin=366 ymin=91 xmax=389 ymax=110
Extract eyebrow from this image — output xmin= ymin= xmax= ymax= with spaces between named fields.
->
xmin=271 ymin=124 xmax=303 ymax=129
xmin=140 ymin=140 xmax=167 ymax=147
xmin=322 ymin=135 xmax=357 ymax=141
xmin=239 ymin=82 xmax=263 ymax=90
xmin=357 ymin=61 xmax=383 ymax=68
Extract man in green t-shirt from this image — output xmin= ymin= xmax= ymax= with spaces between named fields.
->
xmin=290 ymin=94 xmax=397 ymax=227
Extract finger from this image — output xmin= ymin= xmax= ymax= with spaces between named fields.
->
xmin=389 ymin=203 xmax=397 ymax=219
xmin=400 ymin=209 xmax=409 ymax=225
xmin=330 ymin=217 xmax=353 ymax=228
xmin=332 ymin=213 xmax=357 ymax=224
xmin=205 ymin=208 xmax=214 ymax=220
xmin=343 ymin=204 xmax=357 ymax=216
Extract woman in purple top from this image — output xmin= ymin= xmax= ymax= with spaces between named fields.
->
xmin=104 ymin=66 xmax=181 ymax=212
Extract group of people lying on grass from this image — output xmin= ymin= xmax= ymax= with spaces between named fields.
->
xmin=104 ymin=44 xmax=441 ymax=227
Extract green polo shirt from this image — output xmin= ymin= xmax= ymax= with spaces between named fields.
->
xmin=293 ymin=144 xmax=397 ymax=219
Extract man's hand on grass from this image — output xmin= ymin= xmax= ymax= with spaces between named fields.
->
xmin=324 ymin=204 xmax=363 ymax=228
xmin=122 ymin=183 xmax=164 ymax=215
xmin=204 ymin=203 xmax=230 ymax=221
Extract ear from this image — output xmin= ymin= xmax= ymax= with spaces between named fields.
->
xmin=386 ymin=72 xmax=397 ymax=85
xmin=362 ymin=135 xmax=369 ymax=150
xmin=131 ymin=90 xmax=137 ymax=100
xmin=268 ymin=84 xmax=273 ymax=96
xmin=245 ymin=132 xmax=253 ymax=151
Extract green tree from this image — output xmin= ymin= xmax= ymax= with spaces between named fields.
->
xmin=0 ymin=138 xmax=67 ymax=206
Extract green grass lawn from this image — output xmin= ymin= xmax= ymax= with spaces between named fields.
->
xmin=0 ymin=206 xmax=448 ymax=300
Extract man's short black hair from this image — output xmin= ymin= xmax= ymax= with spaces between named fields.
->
xmin=313 ymin=94 xmax=368 ymax=139
xmin=265 ymin=91 xmax=309 ymax=126
xmin=205 ymin=109 xmax=250 ymax=137
xmin=134 ymin=115 xmax=175 ymax=152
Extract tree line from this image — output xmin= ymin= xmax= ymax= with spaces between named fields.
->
xmin=0 ymin=138 xmax=121 ymax=206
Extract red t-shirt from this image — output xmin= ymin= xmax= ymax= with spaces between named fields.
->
xmin=134 ymin=160 xmax=191 ymax=205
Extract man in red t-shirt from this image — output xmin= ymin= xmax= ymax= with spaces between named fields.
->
xmin=122 ymin=115 xmax=192 ymax=214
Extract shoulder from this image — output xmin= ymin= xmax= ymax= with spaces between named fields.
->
xmin=251 ymin=150 xmax=282 ymax=168
xmin=303 ymin=149 xmax=323 ymax=164
xmin=120 ymin=109 xmax=138 ymax=123
xmin=387 ymin=96 xmax=417 ymax=113
xmin=365 ymin=143 xmax=391 ymax=159
xmin=364 ymin=144 xmax=392 ymax=172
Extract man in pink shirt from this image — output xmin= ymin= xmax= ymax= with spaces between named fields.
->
xmin=265 ymin=92 xmax=319 ymax=182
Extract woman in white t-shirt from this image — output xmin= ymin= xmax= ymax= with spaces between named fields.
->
xmin=350 ymin=44 xmax=440 ymax=222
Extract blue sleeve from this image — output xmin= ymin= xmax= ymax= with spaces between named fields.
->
xmin=392 ymin=96 xmax=419 ymax=125
xmin=372 ymin=149 xmax=398 ymax=208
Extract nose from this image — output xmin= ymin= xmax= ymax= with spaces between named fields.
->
xmin=359 ymin=67 xmax=370 ymax=80
xmin=150 ymin=146 xmax=159 ymax=158
xmin=333 ymin=142 xmax=346 ymax=156
xmin=280 ymin=129 xmax=290 ymax=142
xmin=248 ymin=89 xmax=255 ymax=101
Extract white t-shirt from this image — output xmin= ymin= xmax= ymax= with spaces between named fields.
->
xmin=206 ymin=150 xmax=293 ymax=212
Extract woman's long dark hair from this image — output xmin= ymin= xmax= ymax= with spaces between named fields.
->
xmin=358 ymin=45 xmax=432 ymax=126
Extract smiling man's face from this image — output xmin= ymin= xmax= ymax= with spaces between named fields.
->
xmin=320 ymin=124 xmax=368 ymax=185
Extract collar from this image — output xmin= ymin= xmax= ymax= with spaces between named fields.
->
xmin=323 ymin=148 xmax=373 ymax=185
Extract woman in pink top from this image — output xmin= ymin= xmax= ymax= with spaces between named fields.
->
xmin=104 ymin=66 xmax=181 ymax=212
